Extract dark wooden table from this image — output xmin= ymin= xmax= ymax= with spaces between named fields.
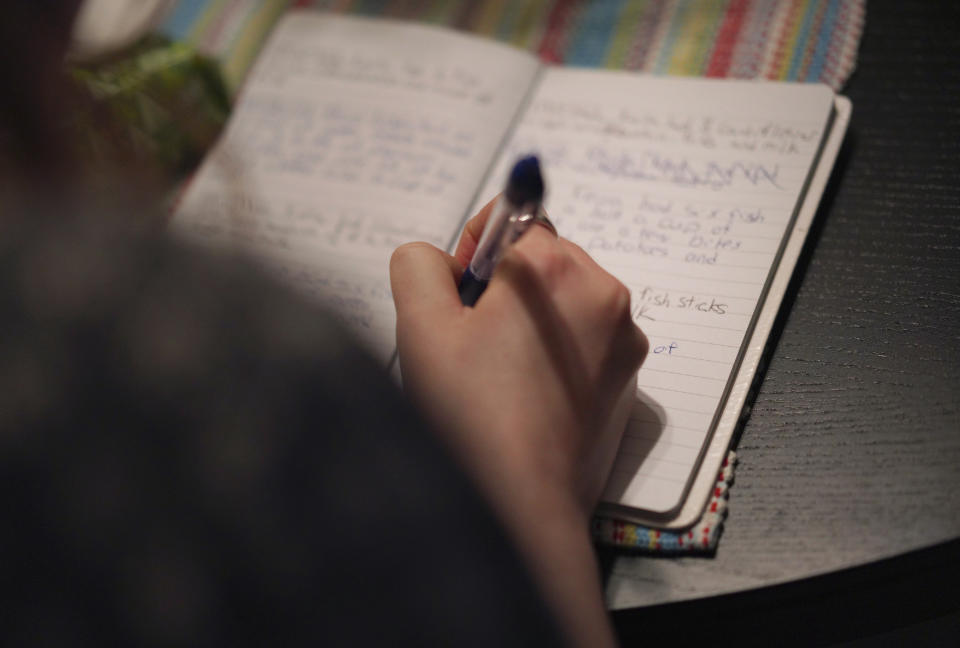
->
xmin=606 ymin=3 xmax=960 ymax=644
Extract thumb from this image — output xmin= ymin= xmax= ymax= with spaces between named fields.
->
xmin=390 ymin=242 xmax=464 ymax=327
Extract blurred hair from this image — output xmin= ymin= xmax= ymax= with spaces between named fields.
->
xmin=2 ymin=4 xmax=179 ymax=250
xmin=1 ymin=1 xmax=84 ymax=177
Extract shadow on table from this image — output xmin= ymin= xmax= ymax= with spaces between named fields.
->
xmin=610 ymin=537 xmax=960 ymax=647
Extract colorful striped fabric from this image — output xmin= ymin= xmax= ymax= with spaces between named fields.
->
xmin=161 ymin=0 xmax=292 ymax=94
xmin=161 ymin=0 xmax=865 ymax=96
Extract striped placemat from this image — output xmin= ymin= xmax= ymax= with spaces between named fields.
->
xmin=161 ymin=0 xmax=865 ymax=96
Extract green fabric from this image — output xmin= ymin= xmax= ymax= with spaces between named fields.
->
xmin=71 ymin=37 xmax=230 ymax=173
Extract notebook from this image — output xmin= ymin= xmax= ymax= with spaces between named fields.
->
xmin=171 ymin=11 xmax=850 ymax=529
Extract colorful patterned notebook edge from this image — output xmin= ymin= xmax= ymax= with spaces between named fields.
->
xmin=593 ymin=451 xmax=736 ymax=553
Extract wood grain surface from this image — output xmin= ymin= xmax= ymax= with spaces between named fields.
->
xmin=605 ymin=0 xmax=960 ymax=613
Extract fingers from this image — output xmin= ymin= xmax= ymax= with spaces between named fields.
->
xmin=390 ymin=242 xmax=463 ymax=326
xmin=453 ymin=195 xmax=559 ymax=269
xmin=486 ymin=226 xmax=649 ymax=379
xmin=493 ymin=225 xmax=583 ymax=296
xmin=453 ymin=195 xmax=499 ymax=269
xmin=393 ymin=221 xmax=648 ymax=388
xmin=555 ymin=238 xmax=650 ymax=371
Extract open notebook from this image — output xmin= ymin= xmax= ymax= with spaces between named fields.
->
xmin=172 ymin=11 xmax=850 ymax=529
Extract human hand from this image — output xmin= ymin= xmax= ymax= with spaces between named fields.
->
xmin=390 ymin=198 xmax=647 ymax=648
xmin=390 ymin=198 xmax=648 ymax=520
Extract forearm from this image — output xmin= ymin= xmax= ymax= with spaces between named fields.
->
xmin=421 ymin=407 xmax=617 ymax=648
xmin=491 ymin=476 xmax=617 ymax=648
xmin=391 ymin=220 xmax=645 ymax=648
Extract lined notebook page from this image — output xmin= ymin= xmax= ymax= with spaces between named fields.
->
xmin=472 ymin=70 xmax=835 ymax=513
xmin=172 ymin=12 xmax=539 ymax=362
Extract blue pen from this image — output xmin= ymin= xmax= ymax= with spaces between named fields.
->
xmin=459 ymin=155 xmax=546 ymax=306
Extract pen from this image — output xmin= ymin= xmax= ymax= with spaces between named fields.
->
xmin=459 ymin=155 xmax=546 ymax=306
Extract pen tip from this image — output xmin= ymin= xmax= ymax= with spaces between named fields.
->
xmin=507 ymin=155 xmax=544 ymax=205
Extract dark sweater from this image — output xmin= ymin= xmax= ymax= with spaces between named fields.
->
xmin=0 ymin=210 xmax=563 ymax=646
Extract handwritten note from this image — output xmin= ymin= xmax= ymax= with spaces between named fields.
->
xmin=471 ymin=71 xmax=835 ymax=513
xmin=171 ymin=12 xmax=540 ymax=361
xmin=172 ymin=11 xmax=838 ymax=516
